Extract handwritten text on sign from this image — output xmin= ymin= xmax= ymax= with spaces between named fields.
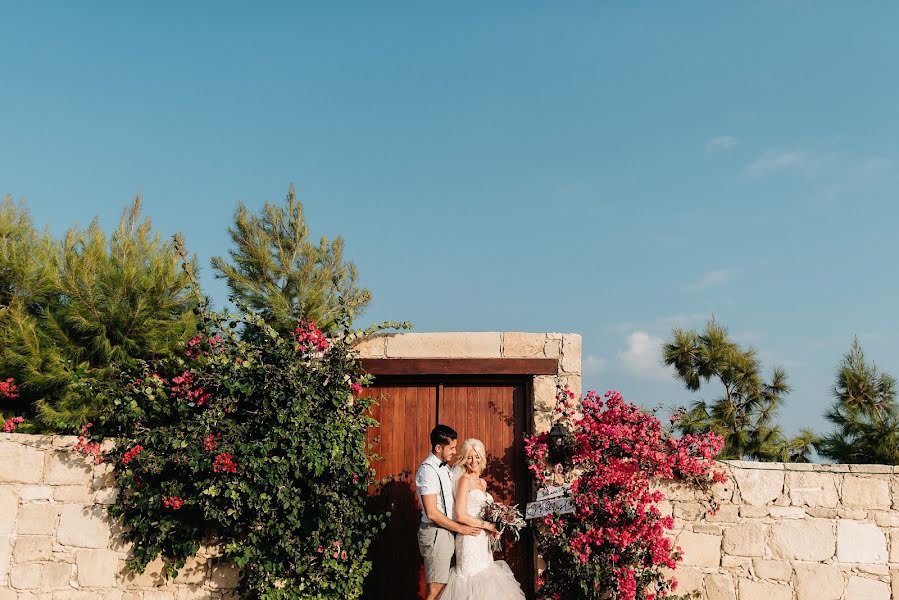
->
xmin=526 ymin=484 xmax=574 ymax=519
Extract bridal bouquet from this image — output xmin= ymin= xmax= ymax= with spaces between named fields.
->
xmin=480 ymin=499 xmax=527 ymax=552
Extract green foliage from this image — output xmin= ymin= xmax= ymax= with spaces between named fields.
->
xmin=0 ymin=197 xmax=56 ymax=315
xmin=0 ymin=196 xmax=197 ymax=430
xmin=663 ymin=320 xmax=815 ymax=461
xmin=817 ymin=339 xmax=899 ymax=464
xmin=0 ymin=198 xmax=58 ymax=421
xmin=100 ymin=282 xmax=400 ymax=598
xmin=211 ymin=185 xmax=371 ymax=337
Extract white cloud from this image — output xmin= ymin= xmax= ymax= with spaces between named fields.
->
xmin=583 ymin=354 xmax=608 ymax=375
xmin=617 ymin=331 xmax=675 ymax=381
xmin=746 ymin=149 xmax=807 ymax=177
xmin=807 ymin=154 xmax=894 ymax=207
xmin=706 ymin=135 xmax=736 ymax=151
xmin=684 ymin=269 xmax=731 ymax=292
xmin=743 ymin=147 xmax=897 ymax=206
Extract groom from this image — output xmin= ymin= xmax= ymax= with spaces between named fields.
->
xmin=415 ymin=424 xmax=481 ymax=600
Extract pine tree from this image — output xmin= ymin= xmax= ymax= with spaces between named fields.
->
xmin=663 ymin=320 xmax=814 ymax=461
xmin=817 ymin=339 xmax=899 ymax=464
xmin=0 ymin=197 xmax=59 ymax=419
xmin=0 ymin=196 xmax=198 ymax=430
xmin=211 ymin=184 xmax=371 ymax=336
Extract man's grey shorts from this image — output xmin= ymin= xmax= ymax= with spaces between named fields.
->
xmin=417 ymin=524 xmax=454 ymax=584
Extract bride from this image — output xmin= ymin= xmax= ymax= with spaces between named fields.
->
xmin=442 ymin=438 xmax=526 ymax=600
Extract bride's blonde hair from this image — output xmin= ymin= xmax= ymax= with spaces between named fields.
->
xmin=452 ymin=438 xmax=487 ymax=483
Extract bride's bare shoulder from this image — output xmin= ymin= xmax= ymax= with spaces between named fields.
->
xmin=460 ymin=473 xmax=482 ymax=487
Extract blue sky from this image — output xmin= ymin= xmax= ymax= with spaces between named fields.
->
xmin=2 ymin=2 xmax=899 ymax=437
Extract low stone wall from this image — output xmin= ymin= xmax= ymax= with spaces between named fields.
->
xmin=7 ymin=430 xmax=899 ymax=599
xmin=355 ymin=331 xmax=583 ymax=432
xmin=0 ymin=433 xmax=238 ymax=600
xmin=668 ymin=461 xmax=899 ymax=599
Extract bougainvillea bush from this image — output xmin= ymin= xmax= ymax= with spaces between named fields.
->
xmin=1 ymin=378 xmax=23 ymax=431
xmin=526 ymin=387 xmax=727 ymax=600
xmin=95 ymin=302 xmax=403 ymax=599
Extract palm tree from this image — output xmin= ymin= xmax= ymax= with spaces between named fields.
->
xmin=664 ymin=320 xmax=814 ymax=461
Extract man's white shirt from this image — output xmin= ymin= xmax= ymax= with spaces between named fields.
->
xmin=415 ymin=452 xmax=455 ymax=524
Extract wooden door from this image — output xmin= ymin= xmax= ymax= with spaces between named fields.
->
xmin=362 ymin=378 xmax=532 ymax=600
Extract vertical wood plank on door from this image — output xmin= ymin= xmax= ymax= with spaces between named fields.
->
xmin=364 ymin=384 xmax=438 ymax=600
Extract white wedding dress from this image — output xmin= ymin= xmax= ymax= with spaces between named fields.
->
xmin=441 ymin=489 xmax=526 ymax=600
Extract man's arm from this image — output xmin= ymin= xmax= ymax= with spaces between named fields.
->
xmin=421 ymin=494 xmax=480 ymax=536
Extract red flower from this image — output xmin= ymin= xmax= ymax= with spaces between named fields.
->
xmin=350 ymin=382 xmax=363 ymax=397
xmin=213 ymin=453 xmax=237 ymax=474
xmin=74 ymin=423 xmax=103 ymax=464
xmin=0 ymin=378 xmax=18 ymax=400
xmin=170 ymin=370 xmax=212 ymax=406
xmin=121 ymin=445 xmax=144 ymax=465
xmin=203 ymin=434 xmax=219 ymax=452
xmin=293 ymin=320 xmax=329 ymax=353
xmin=185 ymin=334 xmax=204 ymax=358
xmin=2 ymin=416 xmax=24 ymax=433
xmin=162 ymin=496 xmax=184 ymax=510
xmin=352 ymin=473 xmax=359 ymax=484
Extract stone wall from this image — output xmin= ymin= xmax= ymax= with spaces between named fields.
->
xmin=668 ymin=461 xmax=899 ymax=600
xmin=355 ymin=331 xmax=582 ymax=432
xmin=0 ymin=433 xmax=238 ymax=600
xmin=8 ymin=436 xmax=899 ymax=599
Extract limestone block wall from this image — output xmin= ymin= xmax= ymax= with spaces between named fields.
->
xmin=355 ymin=331 xmax=582 ymax=432
xmin=0 ymin=433 xmax=238 ymax=600
xmin=668 ymin=461 xmax=899 ymax=600
xmin=9 ymin=436 xmax=899 ymax=599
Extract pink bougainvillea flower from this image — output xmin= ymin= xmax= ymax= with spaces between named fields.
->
xmin=121 ymin=445 xmax=144 ymax=465
xmin=2 ymin=416 xmax=24 ymax=433
xmin=0 ymin=378 xmax=19 ymax=399
xmin=213 ymin=452 xmax=237 ymax=474
xmin=74 ymin=422 xmax=104 ymax=464
xmin=162 ymin=496 xmax=184 ymax=510
xmin=203 ymin=433 xmax=219 ymax=452
xmin=293 ymin=320 xmax=329 ymax=353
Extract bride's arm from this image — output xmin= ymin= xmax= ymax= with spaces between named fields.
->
xmin=455 ymin=476 xmax=497 ymax=532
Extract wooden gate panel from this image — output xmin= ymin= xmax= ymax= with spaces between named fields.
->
xmin=363 ymin=384 xmax=436 ymax=600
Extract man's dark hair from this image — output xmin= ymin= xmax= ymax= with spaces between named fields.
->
xmin=430 ymin=424 xmax=457 ymax=449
